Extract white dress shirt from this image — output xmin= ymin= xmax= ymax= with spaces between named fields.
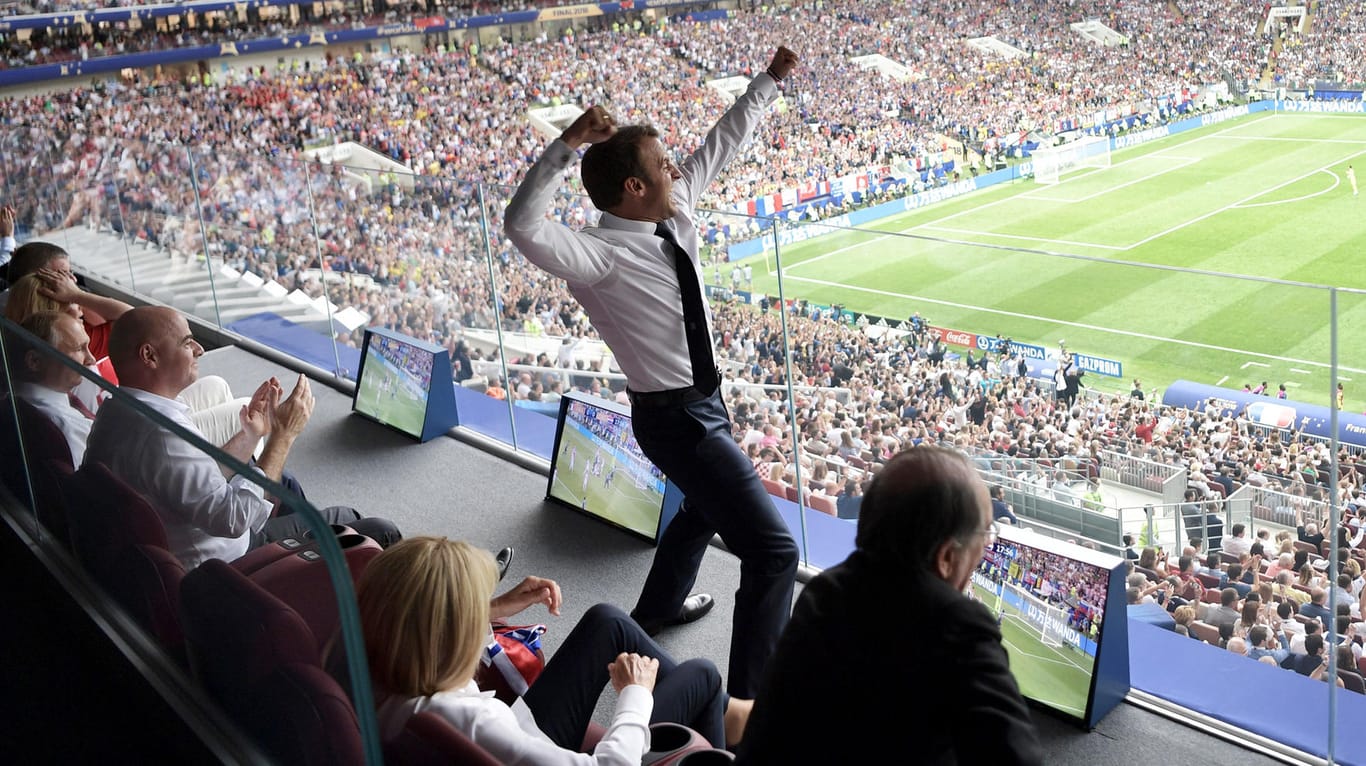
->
xmin=83 ymin=387 xmax=272 ymax=569
xmin=17 ymin=381 xmax=92 ymax=465
xmin=376 ymin=680 xmax=652 ymax=766
xmin=504 ymin=73 xmax=780 ymax=393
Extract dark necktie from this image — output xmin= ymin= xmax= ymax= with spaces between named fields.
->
xmin=68 ymin=392 xmax=97 ymax=420
xmin=656 ymin=222 xmax=716 ymax=395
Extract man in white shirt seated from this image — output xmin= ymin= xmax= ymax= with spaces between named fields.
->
xmin=84 ymin=306 xmax=400 ymax=569
xmin=1223 ymin=523 xmax=1252 ymax=558
xmin=14 ymin=311 xmax=98 ymax=463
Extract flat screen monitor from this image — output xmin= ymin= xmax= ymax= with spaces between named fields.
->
xmin=970 ymin=524 xmax=1129 ymax=728
xmin=352 ymin=327 xmax=457 ymax=442
xmin=546 ymin=392 xmax=673 ymax=543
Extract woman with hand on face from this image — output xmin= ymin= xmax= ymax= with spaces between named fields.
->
xmin=357 ymin=536 xmax=751 ymax=765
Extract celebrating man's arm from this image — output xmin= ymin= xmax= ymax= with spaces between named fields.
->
xmin=503 ymin=106 xmax=618 ymax=285
xmin=676 ymin=46 xmax=799 ymax=210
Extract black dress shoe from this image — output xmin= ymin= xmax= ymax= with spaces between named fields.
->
xmin=496 ymin=546 xmax=514 ymax=581
xmin=637 ymin=593 xmax=716 ymax=636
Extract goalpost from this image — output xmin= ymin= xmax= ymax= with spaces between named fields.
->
xmin=1031 ymin=135 xmax=1111 ymax=184
xmin=1003 ymin=582 xmax=1074 ymax=650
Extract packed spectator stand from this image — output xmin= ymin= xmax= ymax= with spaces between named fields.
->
xmin=3 ymin=0 xmax=1362 ymax=523
xmin=3 ymin=2 xmax=1366 ymax=756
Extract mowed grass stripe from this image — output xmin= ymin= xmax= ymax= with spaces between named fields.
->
xmin=743 ymin=113 xmax=1366 ymax=403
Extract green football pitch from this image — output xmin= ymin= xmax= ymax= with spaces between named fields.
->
xmin=972 ymin=582 xmax=1094 ymax=718
xmin=549 ymin=426 xmax=664 ymax=540
xmin=355 ymin=350 xmax=428 ymax=437
xmin=744 ymin=111 xmax=1366 ymax=407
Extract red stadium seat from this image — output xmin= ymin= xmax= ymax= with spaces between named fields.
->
xmin=1200 ymin=589 xmax=1222 ymax=605
xmin=0 ymin=396 xmax=75 ymax=546
xmin=1196 ymin=573 xmax=1223 ymax=590
xmin=1340 ymin=670 xmax=1366 ymax=695
xmin=246 ymin=533 xmax=382 ymax=655
xmin=180 ymin=558 xmax=368 ymax=765
xmin=1189 ymin=620 xmax=1222 ymax=646
xmin=759 ymin=478 xmax=786 ymax=498
xmin=807 ymin=495 xmax=838 ymax=516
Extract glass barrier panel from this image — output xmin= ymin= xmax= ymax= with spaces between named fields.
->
xmin=181 ymin=148 xmax=335 ymax=343
xmin=0 ymin=316 xmax=383 ymax=764
xmin=764 ymin=186 xmax=1355 ymax=758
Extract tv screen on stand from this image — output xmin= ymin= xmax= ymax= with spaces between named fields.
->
xmin=352 ymin=327 xmax=457 ymax=443
xmin=970 ymin=524 xmax=1129 ymax=728
xmin=546 ymin=392 xmax=677 ymax=543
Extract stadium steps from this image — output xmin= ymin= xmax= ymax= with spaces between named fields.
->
xmin=54 ymin=225 xmax=307 ymax=330
xmin=1167 ymin=1 xmax=1184 ymax=24
xmin=1259 ymin=32 xmax=1284 ymax=89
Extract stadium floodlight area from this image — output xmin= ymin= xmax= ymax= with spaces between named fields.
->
xmin=1031 ymin=135 xmax=1111 ymax=184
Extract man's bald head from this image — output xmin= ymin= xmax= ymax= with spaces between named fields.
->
xmin=856 ymin=446 xmax=989 ymax=576
xmin=108 ymin=306 xmax=201 ymax=397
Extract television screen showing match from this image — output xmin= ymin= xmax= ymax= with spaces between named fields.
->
xmin=547 ymin=393 xmax=668 ymax=542
xmin=353 ymin=331 xmax=435 ymax=439
xmin=970 ymin=525 xmax=1123 ymax=725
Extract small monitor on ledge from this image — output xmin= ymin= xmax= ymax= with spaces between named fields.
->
xmin=971 ymin=524 xmax=1130 ymax=728
xmin=546 ymin=392 xmax=680 ymax=544
xmin=352 ymin=327 xmax=457 ymax=443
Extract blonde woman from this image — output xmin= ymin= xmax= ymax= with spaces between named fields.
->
xmin=358 ymin=537 xmax=749 ymax=764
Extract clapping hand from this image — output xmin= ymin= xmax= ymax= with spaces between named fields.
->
xmin=272 ymin=374 xmax=315 ymax=439
xmin=239 ymin=377 xmax=282 ymax=442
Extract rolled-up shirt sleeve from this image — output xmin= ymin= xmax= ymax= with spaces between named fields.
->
xmin=149 ymin=424 xmax=273 ymax=538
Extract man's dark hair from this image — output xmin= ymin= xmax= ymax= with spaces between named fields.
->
xmin=1276 ymin=601 xmax=1293 ymax=619
xmin=580 ymin=125 xmax=660 ymax=211
xmin=1178 ymin=555 xmax=1193 ymax=574
xmin=1305 ymin=633 xmax=1324 ymax=656
xmin=1221 ymin=588 xmax=1238 ymax=607
xmin=856 ymin=446 xmax=981 ymax=572
xmin=1232 ymin=523 xmax=1246 ymax=537
xmin=1249 ymin=625 xmax=1269 ymax=647
xmin=7 ymin=241 xmax=69 ymax=283
xmin=1337 ymin=614 xmax=1351 ymax=635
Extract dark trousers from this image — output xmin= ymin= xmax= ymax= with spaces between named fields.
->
xmin=253 ymin=505 xmax=403 ymax=549
xmin=523 ymin=604 xmax=726 ymax=748
xmin=627 ymin=389 xmax=798 ymax=698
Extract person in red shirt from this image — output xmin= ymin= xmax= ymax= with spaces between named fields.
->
xmin=1135 ymin=414 xmax=1155 ymax=444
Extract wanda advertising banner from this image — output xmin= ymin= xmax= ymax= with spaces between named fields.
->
xmin=927 ymin=325 xmax=1123 ymax=378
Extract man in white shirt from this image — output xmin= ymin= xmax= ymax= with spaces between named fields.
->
xmin=14 ymin=311 xmax=98 ymax=464
xmin=84 ymin=306 xmax=399 ymax=569
xmin=505 ymin=48 xmax=801 ymax=699
xmin=1223 ymin=523 xmax=1252 ymax=558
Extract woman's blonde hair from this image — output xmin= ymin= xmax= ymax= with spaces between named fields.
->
xmin=356 ymin=536 xmax=498 ymax=698
xmin=3 ymin=274 xmax=68 ymax=322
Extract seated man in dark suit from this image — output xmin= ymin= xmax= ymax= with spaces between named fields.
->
xmin=84 ymin=306 xmax=401 ymax=569
xmin=990 ymin=484 xmax=1019 ymax=524
xmin=737 ymin=446 xmax=1042 ymax=764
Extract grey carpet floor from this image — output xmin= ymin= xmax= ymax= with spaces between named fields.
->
xmin=198 ymin=346 xmax=1287 ymax=765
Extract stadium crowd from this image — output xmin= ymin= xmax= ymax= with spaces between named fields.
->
xmin=3 ymin=0 xmax=1363 ymax=530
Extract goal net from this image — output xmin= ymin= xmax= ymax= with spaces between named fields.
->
xmin=1031 ymin=135 xmax=1111 ymax=184
xmin=1004 ymin=582 xmax=1074 ymax=649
